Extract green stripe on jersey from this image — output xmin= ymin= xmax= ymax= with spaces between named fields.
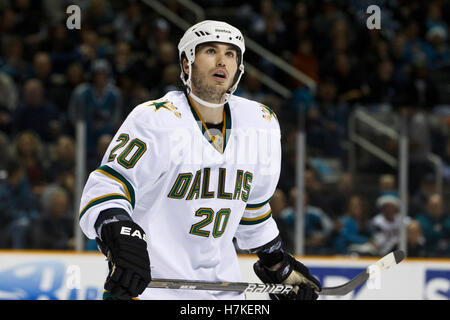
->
xmin=239 ymin=209 xmax=272 ymax=225
xmin=95 ymin=165 xmax=136 ymax=209
xmin=245 ymin=196 xmax=272 ymax=210
xmin=78 ymin=194 xmax=130 ymax=220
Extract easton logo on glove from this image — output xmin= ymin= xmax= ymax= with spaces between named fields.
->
xmin=120 ymin=226 xmax=147 ymax=240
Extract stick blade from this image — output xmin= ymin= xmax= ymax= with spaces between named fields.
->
xmin=319 ymin=250 xmax=405 ymax=296
xmin=319 ymin=271 xmax=369 ymax=296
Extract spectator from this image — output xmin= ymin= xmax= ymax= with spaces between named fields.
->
xmin=235 ymin=69 xmax=267 ymax=103
xmin=407 ymin=220 xmax=427 ymax=257
xmin=401 ymin=65 xmax=439 ymax=110
xmin=303 ymin=193 xmax=334 ymax=255
xmin=0 ymin=159 xmax=38 ymax=248
xmin=9 ymin=131 xmax=48 ymax=196
xmin=47 ymin=135 xmax=75 ymax=183
xmin=328 ymin=172 xmax=355 ymax=218
xmin=426 ymin=26 xmax=450 ymax=69
xmin=370 ymin=194 xmax=403 ymax=256
xmin=29 ymin=51 xmax=69 ymax=109
xmin=111 ymin=41 xmax=135 ymax=78
xmin=312 ymin=1 xmax=347 ymax=58
xmin=41 ymin=136 xmax=77 ymax=216
xmin=292 ymin=39 xmax=319 ymax=88
xmin=113 ymin=1 xmax=142 ymax=42
xmin=365 ymin=59 xmax=397 ymax=105
xmin=13 ymin=78 xmax=63 ymax=143
xmin=402 ymin=21 xmax=435 ymax=69
xmin=391 ymin=33 xmax=410 ymax=86
xmin=85 ymin=0 xmax=115 ymax=39
xmin=148 ymin=63 xmax=180 ymax=99
xmin=416 ymin=193 xmax=450 ymax=257
xmin=252 ymin=11 xmax=288 ymax=79
xmin=269 ymin=188 xmax=293 ymax=252
xmin=0 ymin=36 xmax=30 ymax=85
xmin=87 ymin=133 xmax=113 ymax=173
xmin=250 ymin=0 xmax=286 ymax=38
xmin=322 ymin=18 xmax=357 ymax=71
xmin=30 ymin=52 xmax=53 ymax=91
xmin=68 ymin=59 xmax=122 ymax=156
xmin=0 ymin=132 xmax=10 ymax=171
xmin=42 ymin=23 xmax=82 ymax=74
xmin=304 ymin=168 xmax=331 ymax=213
xmin=378 ymin=174 xmax=397 ymax=197
xmin=146 ymin=41 xmax=178 ymax=92
xmin=334 ymin=194 xmax=373 ymax=255
xmin=0 ymin=70 xmax=18 ymax=112
xmin=306 ymin=78 xmax=349 ymax=157
xmin=331 ymin=53 xmax=369 ymax=104
xmin=285 ymin=2 xmax=312 ymax=53
xmin=10 ymin=0 xmax=44 ymax=44
xmin=118 ymin=72 xmax=151 ymax=119
xmin=77 ymin=29 xmax=103 ymax=67
xmin=28 ymin=186 xmax=74 ymax=250
xmin=0 ymin=9 xmax=17 ymax=50
xmin=425 ymin=2 xmax=448 ymax=35
xmin=410 ymin=173 xmax=437 ymax=217
xmin=281 ymin=188 xmax=333 ymax=255
xmin=0 ymin=102 xmax=13 ymax=136
xmin=50 ymin=62 xmax=86 ymax=115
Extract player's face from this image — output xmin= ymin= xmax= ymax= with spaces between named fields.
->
xmin=188 ymin=42 xmax=238 ymax=103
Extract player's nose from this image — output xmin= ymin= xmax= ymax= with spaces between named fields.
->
xmin=216 ymin=51 xmax=227 ymax=67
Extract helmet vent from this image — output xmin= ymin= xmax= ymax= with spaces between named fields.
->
xmin=194 ymin=31 xmax=210 ymax=37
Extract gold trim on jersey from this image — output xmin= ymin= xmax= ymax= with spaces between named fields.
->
xmin=239 ymin=209 xmax=272 ymax=225
xmin=79 ymin=193 xmax=130 ymax=220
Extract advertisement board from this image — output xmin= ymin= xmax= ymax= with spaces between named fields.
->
xmin=0 ymin=251 xmax=448 ymax=300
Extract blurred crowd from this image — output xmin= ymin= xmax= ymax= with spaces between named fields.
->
xmin=0 ymin=0 xmax=449 ymax=256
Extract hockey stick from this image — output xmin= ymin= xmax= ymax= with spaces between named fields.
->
xmin=147 ymin=250 xmax=405 ymax=296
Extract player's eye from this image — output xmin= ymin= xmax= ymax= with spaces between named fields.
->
xmin=206 ymin=48 xmax=216 ymax=54
xmin=226 ymin=51 xmax=235 ymax=58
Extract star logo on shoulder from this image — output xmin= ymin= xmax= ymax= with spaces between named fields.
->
xmin=260 ymin=104 xmax=277 ymax=122
xmin=147 ymin=100 xmax=182 ymax=118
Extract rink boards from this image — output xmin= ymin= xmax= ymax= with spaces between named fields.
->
xmin=0 ymin=251 xmax=448 ymax=300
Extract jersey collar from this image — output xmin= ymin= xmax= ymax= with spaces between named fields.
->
xmin=185 ymin=92 xmax=232 ymax=154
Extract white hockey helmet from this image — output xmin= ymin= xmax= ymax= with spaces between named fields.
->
xmin=178 ymin=20 xmax=245 ymax=108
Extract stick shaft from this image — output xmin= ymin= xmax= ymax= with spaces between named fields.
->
xmin=147 ymin=250 xmax=405 ymax=296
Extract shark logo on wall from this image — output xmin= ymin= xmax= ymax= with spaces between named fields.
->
xmin=0 ymin=260 xmax=65 ymax=300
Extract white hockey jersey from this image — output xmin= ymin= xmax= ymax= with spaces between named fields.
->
xmin=79 ymin=90 xmax=282 ymax=299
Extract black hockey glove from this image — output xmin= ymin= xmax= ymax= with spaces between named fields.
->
xmin=254 ymin=253 xmax=321 ymax=300
xmin=96 ymin=220 xmax=151 ymax=300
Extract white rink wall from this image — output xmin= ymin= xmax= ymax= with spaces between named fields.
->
xmin=0 ymin=251 xmax=448 ymax=300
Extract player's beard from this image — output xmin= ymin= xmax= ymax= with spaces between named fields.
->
xmin=191 ymin=63 xmax=230 ymax=104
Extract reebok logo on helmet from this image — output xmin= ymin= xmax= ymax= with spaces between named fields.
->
xmin=215 ymin=29 xmax=231 ymax=33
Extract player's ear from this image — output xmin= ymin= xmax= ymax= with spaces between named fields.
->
xmin=182 ymin=57 xmax=189 ymax=76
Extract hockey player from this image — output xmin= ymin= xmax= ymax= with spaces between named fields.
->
xmin=78 ymin=20 xmax=321 ymax=300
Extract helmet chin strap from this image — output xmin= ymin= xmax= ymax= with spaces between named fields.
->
xmin=188 ymin=90 xmax=229 ymax=109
